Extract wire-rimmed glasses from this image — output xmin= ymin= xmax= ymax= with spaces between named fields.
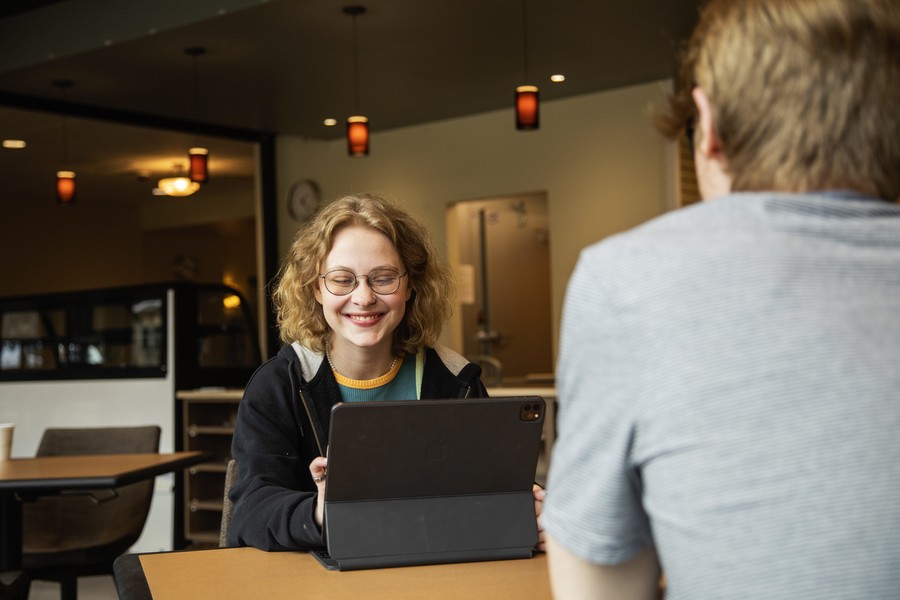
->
xmin=319 ymin=268 xmax=408 ymax=296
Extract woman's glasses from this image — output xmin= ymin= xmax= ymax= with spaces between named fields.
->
xmin=319 ymin=268 xmax=408 ymax=296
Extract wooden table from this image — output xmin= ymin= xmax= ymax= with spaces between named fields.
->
xmin=0 ymin=451 xmax=206 ymax=572
xmin=114 ymin=546 xmax=551 ymax=600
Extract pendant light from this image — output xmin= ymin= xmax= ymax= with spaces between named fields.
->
xmin=157 ymin=164 xmax=200 ymax=197
xmin=515 ymin=0 xmax=539 ymax=130
xmin=185 ymin=47 xmax=210 ymax=182
xmin=344 ymin=6 xmax=369 ymax=157
xmin=188 ymin=147 xmax=208 ymax=183
xmin=56 ymin=171 xmax=76 ymax=204
xmin=53 ymin=80 xmax=77 ymax=204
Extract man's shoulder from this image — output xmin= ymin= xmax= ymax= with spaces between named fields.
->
xmin=578 ymin=194 xmax=808 ymax=267
xmin=576 ymin=201 xmax=719 ymax=272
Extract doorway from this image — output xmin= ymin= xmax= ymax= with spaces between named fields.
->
xmin=447 ymin=193 xmax=553 ymax=386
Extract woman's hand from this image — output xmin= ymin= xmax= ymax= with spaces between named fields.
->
xmin=310 ymin=456 xmax=328 ymax=527
xmin=533 ymin=483 xmax=546 ymax=552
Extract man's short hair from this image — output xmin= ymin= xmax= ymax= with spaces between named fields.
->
xmin=655 ymin=0 xmax=900 ymax=201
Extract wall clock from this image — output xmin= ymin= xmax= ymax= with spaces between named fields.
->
xmin=287 ymin=179 xmax=321 ymax=222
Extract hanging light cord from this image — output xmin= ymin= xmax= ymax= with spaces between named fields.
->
xmin=343 ymin=6 xmax=366 ymax=113
xmin=192 ymin=53 xmax=199 ymax=121
xmin=351 ymin=10 xmax=361 ymax=112
xmin=184 ymin=47 xmax=206 ymax=125
xmin=521 ymin=0 xmax=530 ymax=83
xmin=53 ymin=80 xmax=73 ymax=163
xmin=60 ymin=112 xmax=69 ymax=163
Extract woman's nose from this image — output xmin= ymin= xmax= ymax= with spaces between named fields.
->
xmin=351 ymin=278 xmax=377 ymax=305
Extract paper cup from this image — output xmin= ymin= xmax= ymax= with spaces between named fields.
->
xmin=0 ymin=423 xmax=13 ymax=461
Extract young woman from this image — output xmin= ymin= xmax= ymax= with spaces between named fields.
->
xmin=226 ymin=193 xmax=507 ymax=550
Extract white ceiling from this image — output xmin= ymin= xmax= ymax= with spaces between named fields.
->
xmin=0 ymin=0 xmax=700 ymax=209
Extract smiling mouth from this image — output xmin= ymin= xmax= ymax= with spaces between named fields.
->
xmin=344 ymin=313 xmax=383 ymax=323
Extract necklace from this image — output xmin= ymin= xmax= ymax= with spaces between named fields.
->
xmin=325 ymin=348 xmax=398 ymax=380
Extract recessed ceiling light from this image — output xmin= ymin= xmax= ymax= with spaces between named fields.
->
xmin=323 ymin=118 xmax=337 ymax=127
xmin=2 ymin=139 xmax=26 ymax=149
xmin=550 ymin=74 xmax=566 ymax=83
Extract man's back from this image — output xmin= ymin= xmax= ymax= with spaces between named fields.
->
xmin=543 ymin=1 xmax=900 ymax=597
xmin=546 ymin=192 xmax=900 ymax=598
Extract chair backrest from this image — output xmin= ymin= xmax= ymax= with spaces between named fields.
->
xmin=23 ymin=426 xmax=162 ymax=556
xmin=36 ymin=425 xmax=161 ymax=456
xmin=219 ymin=459 xmax=238 ymax=548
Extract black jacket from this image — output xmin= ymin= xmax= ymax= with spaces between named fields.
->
xmin=227 ymin=343 xmax=486 ymax=550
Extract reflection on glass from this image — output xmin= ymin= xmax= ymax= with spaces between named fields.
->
xmin=0 ymin=283 xmax=260 ymax=384
xmin=1 ymin=312 xmax=54 ymax=370
xmin=197 ymin=288 xmax=255 ymax=368
xmin=1 ymin=341 xmax=21 ymax=370
xmin=0 ymin=295 xmax=164 ymax=373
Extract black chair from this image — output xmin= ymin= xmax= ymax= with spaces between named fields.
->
xmin=0 ymin=571 xmax=29 ymax=600
xmin=21 ymin=426 xmax=161 ymax=600
xmin=218 ymin=459 xmax=237 ymax=548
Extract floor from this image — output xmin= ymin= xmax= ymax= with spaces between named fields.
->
xmin=27 ymin=576 xmax=118 ymax=600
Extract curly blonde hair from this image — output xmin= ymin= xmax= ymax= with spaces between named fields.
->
xmin=273 ymin=193 xmax=454 ymax=355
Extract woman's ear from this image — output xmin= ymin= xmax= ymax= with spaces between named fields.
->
xmin=314 ymin=284 xmax=324 ymax=306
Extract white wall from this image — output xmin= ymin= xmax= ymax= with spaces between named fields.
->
xmin=276 ymin=80 xmax=675 ymax=361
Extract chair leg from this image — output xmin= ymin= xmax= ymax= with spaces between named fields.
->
xmin=59 ymin=574 xmax=77 ymax=600
xmin=0 ymin=571 xmax=30 ymax=600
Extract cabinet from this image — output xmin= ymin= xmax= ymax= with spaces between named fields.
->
xmin=0 ymin=282 xmax=260 ymax=387
xmin=179 ymin=389 xmax=243 ymax=547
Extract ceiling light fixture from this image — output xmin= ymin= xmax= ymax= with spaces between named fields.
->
xmin=185 ymin=47 xmax=209 ymax=183
xmin=3 ymin=140 xmax=26 ymax=149
xmin=344 ymin=5 xmax=369 ymax=157
xmin=157 ymin=164 xmax=200 ymax=197
xmin=56 ymin=171 xmax=76 ymax=203
xmin=188 ymin=146 xmax=208 ymax=182
xmin=515 ymin=0 xmax=539 ymax=131
xmin=53 ymin=79 xmax=77 ymax=204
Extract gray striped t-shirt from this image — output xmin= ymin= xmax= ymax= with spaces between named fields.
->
xmin=543 ymin=192 xmax=900 ymax=599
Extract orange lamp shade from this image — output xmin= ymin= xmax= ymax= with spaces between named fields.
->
xmin=188 ymin=147 xmax=209 ymax=183
xmin=515 ymin=85 xmax=540 ymax=130
xmin=347 ymin=116 xmax=369 ymax=157
xmin=56 ymin=171 xmax=76 ymax=204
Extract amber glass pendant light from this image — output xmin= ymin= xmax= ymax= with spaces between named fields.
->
xmin=344 ymin=6 xmax=370 ymax=157
xmin=515 ymin=0 xmax=539 ymax=131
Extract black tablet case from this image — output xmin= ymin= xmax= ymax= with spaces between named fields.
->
xmin=317 ymin=396 xmax=545 ymax=570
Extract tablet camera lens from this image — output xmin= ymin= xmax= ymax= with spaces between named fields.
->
xmin=520 ymin=403 xmax=542 ymax=421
